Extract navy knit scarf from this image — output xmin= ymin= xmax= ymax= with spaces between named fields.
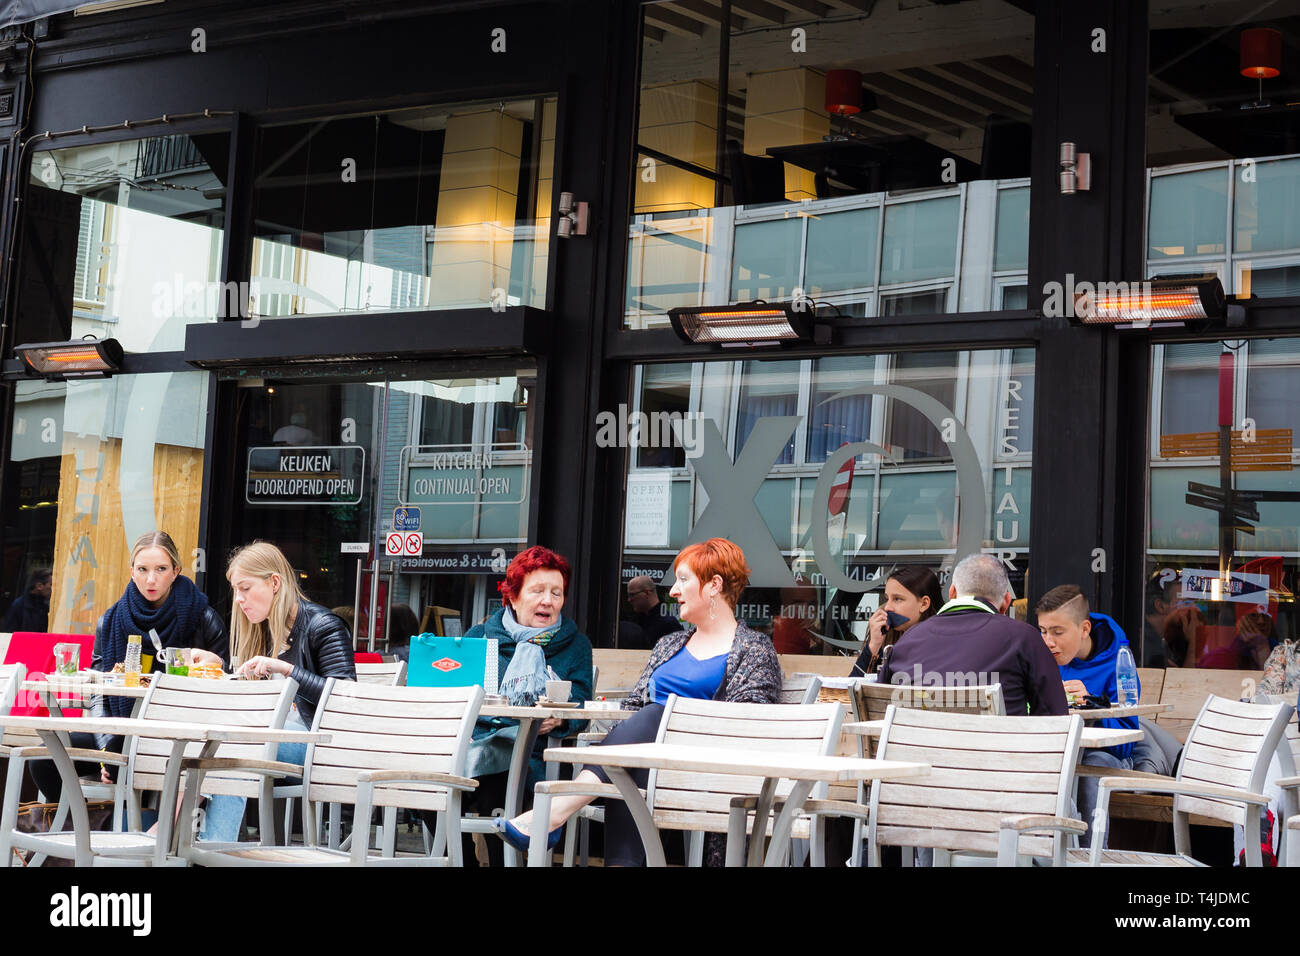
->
xmin=101 ymin=575 xmax=208 ymax=716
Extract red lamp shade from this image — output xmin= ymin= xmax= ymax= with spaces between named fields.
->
xmin=1241 ymin=27 xmax=1282 ymax=79
xmin=825 ymin=69 xmax=863 ymax=116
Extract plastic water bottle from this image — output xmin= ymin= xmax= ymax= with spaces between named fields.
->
xmin=124 ymin=634 xmax=143 ymax=687
xmin=1115 ymin=644 xmax=1139 ymax=707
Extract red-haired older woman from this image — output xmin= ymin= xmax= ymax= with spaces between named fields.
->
xmin=453 ymin=545 xmax=592 ymax=866
xmin=496 ymin=537 xmax=781 ymax=865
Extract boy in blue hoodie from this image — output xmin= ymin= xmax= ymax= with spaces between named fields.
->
xmin=1036 ymin=584 xmax=1141 ymax=847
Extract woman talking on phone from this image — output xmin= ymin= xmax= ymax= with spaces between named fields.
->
xmin=849 ymin=566 xmax=943 ymax=677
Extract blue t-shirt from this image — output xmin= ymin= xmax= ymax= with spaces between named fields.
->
xmin=649 ymin=644 xmax=728 ymax=706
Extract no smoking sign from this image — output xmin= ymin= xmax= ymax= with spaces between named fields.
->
xmin=385 ymin=532 xmax=423 ymax=557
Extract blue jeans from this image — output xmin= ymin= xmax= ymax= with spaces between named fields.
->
xmin=1076 ymin=749 xmax=1134 ymax=848
xmin=198 ymin=709 xmax=310 ymax=843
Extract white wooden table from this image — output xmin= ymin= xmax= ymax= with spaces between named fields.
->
xmin=20 ymin=676 xmax=149 ymax=718
xmin=843 ymin=719 xmax=1143 ymax=751
xmin=472 ymin=703 xmax=635 ymax=867
xmin=541 ymin=742 xmax=930 ymax=867
xmin=0 ymin=714 xmax=328 ymax=865
xmin=1069 ymin=703 xmax=1171 ymax=721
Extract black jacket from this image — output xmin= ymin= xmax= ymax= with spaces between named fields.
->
xmin=283 ymin=600 xmax=356 ymax=724
xmin=2 ymin=592 xmax=49 ymax=633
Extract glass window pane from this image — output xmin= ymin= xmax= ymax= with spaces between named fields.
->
xmin=24 ymin=135 xmax=228 ymax=350
xmin=877 ymin=471 xmax=957 ymax=550
xmin=880 ymin=289 xmax=948 ymax=316
xmin=735 ymin=360 xmax=800 ymax=465
xmin=1000 ymin=285 xmax=1029 ymax=310
xmin=249 ymin=98 xmax=555 ymax=319
xmin=1148 ymin=170 xmax=1227 ymax=261
xmin=731 ymin=218 xmax=800 ymax=302
xmin=880 ymin=198 xmax=959 ymax=285
xmin=1003 ymin=347 xmax=1035 ymax=456
xmin=2 ymin=372 xmax=210 ymax=635
xmin=887 ymin=352 xmax=959 ymax=462
xmin=1236 ymin=158 xmax=1300 ymax=256
xmin=638 ymin=364 xmax=693 ymax=468
xmin=994 ymin=187 xmax=1030 ymax=272
xmin=805 ymin=208 xmax=878 ymax=295
xmin=807 ymin=355 xmax=875 ymax=463
xmin=1159 ymin=343 xmax=1224 ymax=442
xmin=1246 ymin=338 xmax=1300 ymax=442
xmin=1243 ymin=264 xmax=1300 ymax=299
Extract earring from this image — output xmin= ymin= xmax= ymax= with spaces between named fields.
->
xmin=709 ymin=594 xmax=717 ymax=620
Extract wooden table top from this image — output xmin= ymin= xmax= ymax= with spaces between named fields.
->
xmin=0 ymin=714 xmax=330 ymax=744
xmin=22 ymin=677 xmax=149 ymax=698
xmin=544 ymin=742 xmax=930 ymax=782
xmin=842 ymin=719 xmax=1144 ymax=750
xmin=1068 ymin=703 xmax=1171 ymax=721
xmin=480 ymin=703 xmax=636 ymax=720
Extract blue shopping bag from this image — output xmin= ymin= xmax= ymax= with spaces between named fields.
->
xmin=406 ymin=633 xmax=499 ymax=694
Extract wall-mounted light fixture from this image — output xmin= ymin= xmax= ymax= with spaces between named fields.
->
xmin=557 ymin=191 xmax=589 ymax=238
xmin=667 ymin=302 xmax=817 ymax=347
xmin=1059 ymin=142 xmax=1091 ymax=194
xmin=15 ymin=337 xmax=124 ymax=379
xmin=1075 ymin=274 xmax=1243 ymax=328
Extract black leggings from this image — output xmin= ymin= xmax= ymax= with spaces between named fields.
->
xmin=586 ymin=703 xmax=666 ymax=867
xmin=27 ymin=733 xmax=123 ymax=802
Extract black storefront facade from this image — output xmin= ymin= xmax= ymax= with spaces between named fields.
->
xmin=0 ymin=0 xmax=1296 ymax=677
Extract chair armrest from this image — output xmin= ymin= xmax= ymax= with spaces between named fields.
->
xmin=356 ymin=769 xmax=479 ymax=792
xmin=180 ymin=757 xmax=304 ymax=777
xmin=1097 ymin=776 xmax=1270 ymax=806
xmin=1074 ymin=766 xmax=1172 ymax=781
xmin=8 ymin=745 xmax=128 ymax=767
xmin=999 ymin=814 xmax=1088 ymax=835
xmin=996 ymin=814 xmax=1087 ymax=866
xmin=1275 ymin=776 xmax=1300 ymax=792
xmin=576 ymin=733 xmax=607 ymax=744
xmin=533 ymin=779 xmax=628 ymax=800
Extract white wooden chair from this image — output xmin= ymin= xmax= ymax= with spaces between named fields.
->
xmin=1070 ymin=694 xmax=1292 ymax=866
xmin=538 ymin=694 xmax=845 ymax=867
xmin=0 ymin=674 xmax=297 ymax=867
xmin=294 ymin=661 xmax=405 ymax=847
xmin=180 ymin=678 xmax=483 ymax=866
xmin=797 ymin=681 xmax=1008 ymax=866
xmin=354 ymin=661 xmax=406 ymax=686
xmin=852 ymin=706 xmax=1087 ymax=866
xmin=560 ymin=674 xmax=827 ymax=866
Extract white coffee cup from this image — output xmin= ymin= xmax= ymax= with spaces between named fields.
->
xmin=545 ymin=679 xmax=572 ymax=701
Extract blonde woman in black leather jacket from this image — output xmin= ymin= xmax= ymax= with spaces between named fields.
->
xmin=197 ymin=541 xmax=355 ymax=842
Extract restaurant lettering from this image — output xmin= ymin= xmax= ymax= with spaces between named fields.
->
xmin=246 ymin=446 xmax=364 ymax=505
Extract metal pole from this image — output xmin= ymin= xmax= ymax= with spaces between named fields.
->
xmin=352 ymin=557 xmax=364 ymax=651
xmin=714 ymin=0 xmax=732 ymax=208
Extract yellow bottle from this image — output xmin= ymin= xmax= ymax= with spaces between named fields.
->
xmin=124 ymin=634 xmax=143 ymax=687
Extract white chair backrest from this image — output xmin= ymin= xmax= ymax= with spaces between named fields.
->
xmin=779 ymin=674 xmax=822 ymax=706
xmin=1175 ymin=694 xmax=1293 ymax=827
xmin=355 ymin=661 xmax=406 ymax=686
xmin=304 ymin=680 xmax=483 ymax=814
xmin=853 ymin=682 xmax=1006 ymax=723
xmin=871 ymin=706 xmax=1083 ymax=860
xmin=129 ymin=675 xmax=297 ymax=798
xmin=0 ymin=662 xmax=27 ymax=748
xmin=0 ymin=662 xmax=26 ymax=713
xmin=645 ymin=695 xmax=845 ymax=833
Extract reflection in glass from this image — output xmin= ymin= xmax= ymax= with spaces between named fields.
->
xmin=627 ymin=3 xmax=1034 ymax=328
xmin=2 ymin=372 xmax=210 ymax=635
xmin=24 ymin=134 xmax=228 ymax=351
xmin=619 ymin=347 xmax=1034 ymax=654
xmin=249 ymin=98 xmax=556 ymax=320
